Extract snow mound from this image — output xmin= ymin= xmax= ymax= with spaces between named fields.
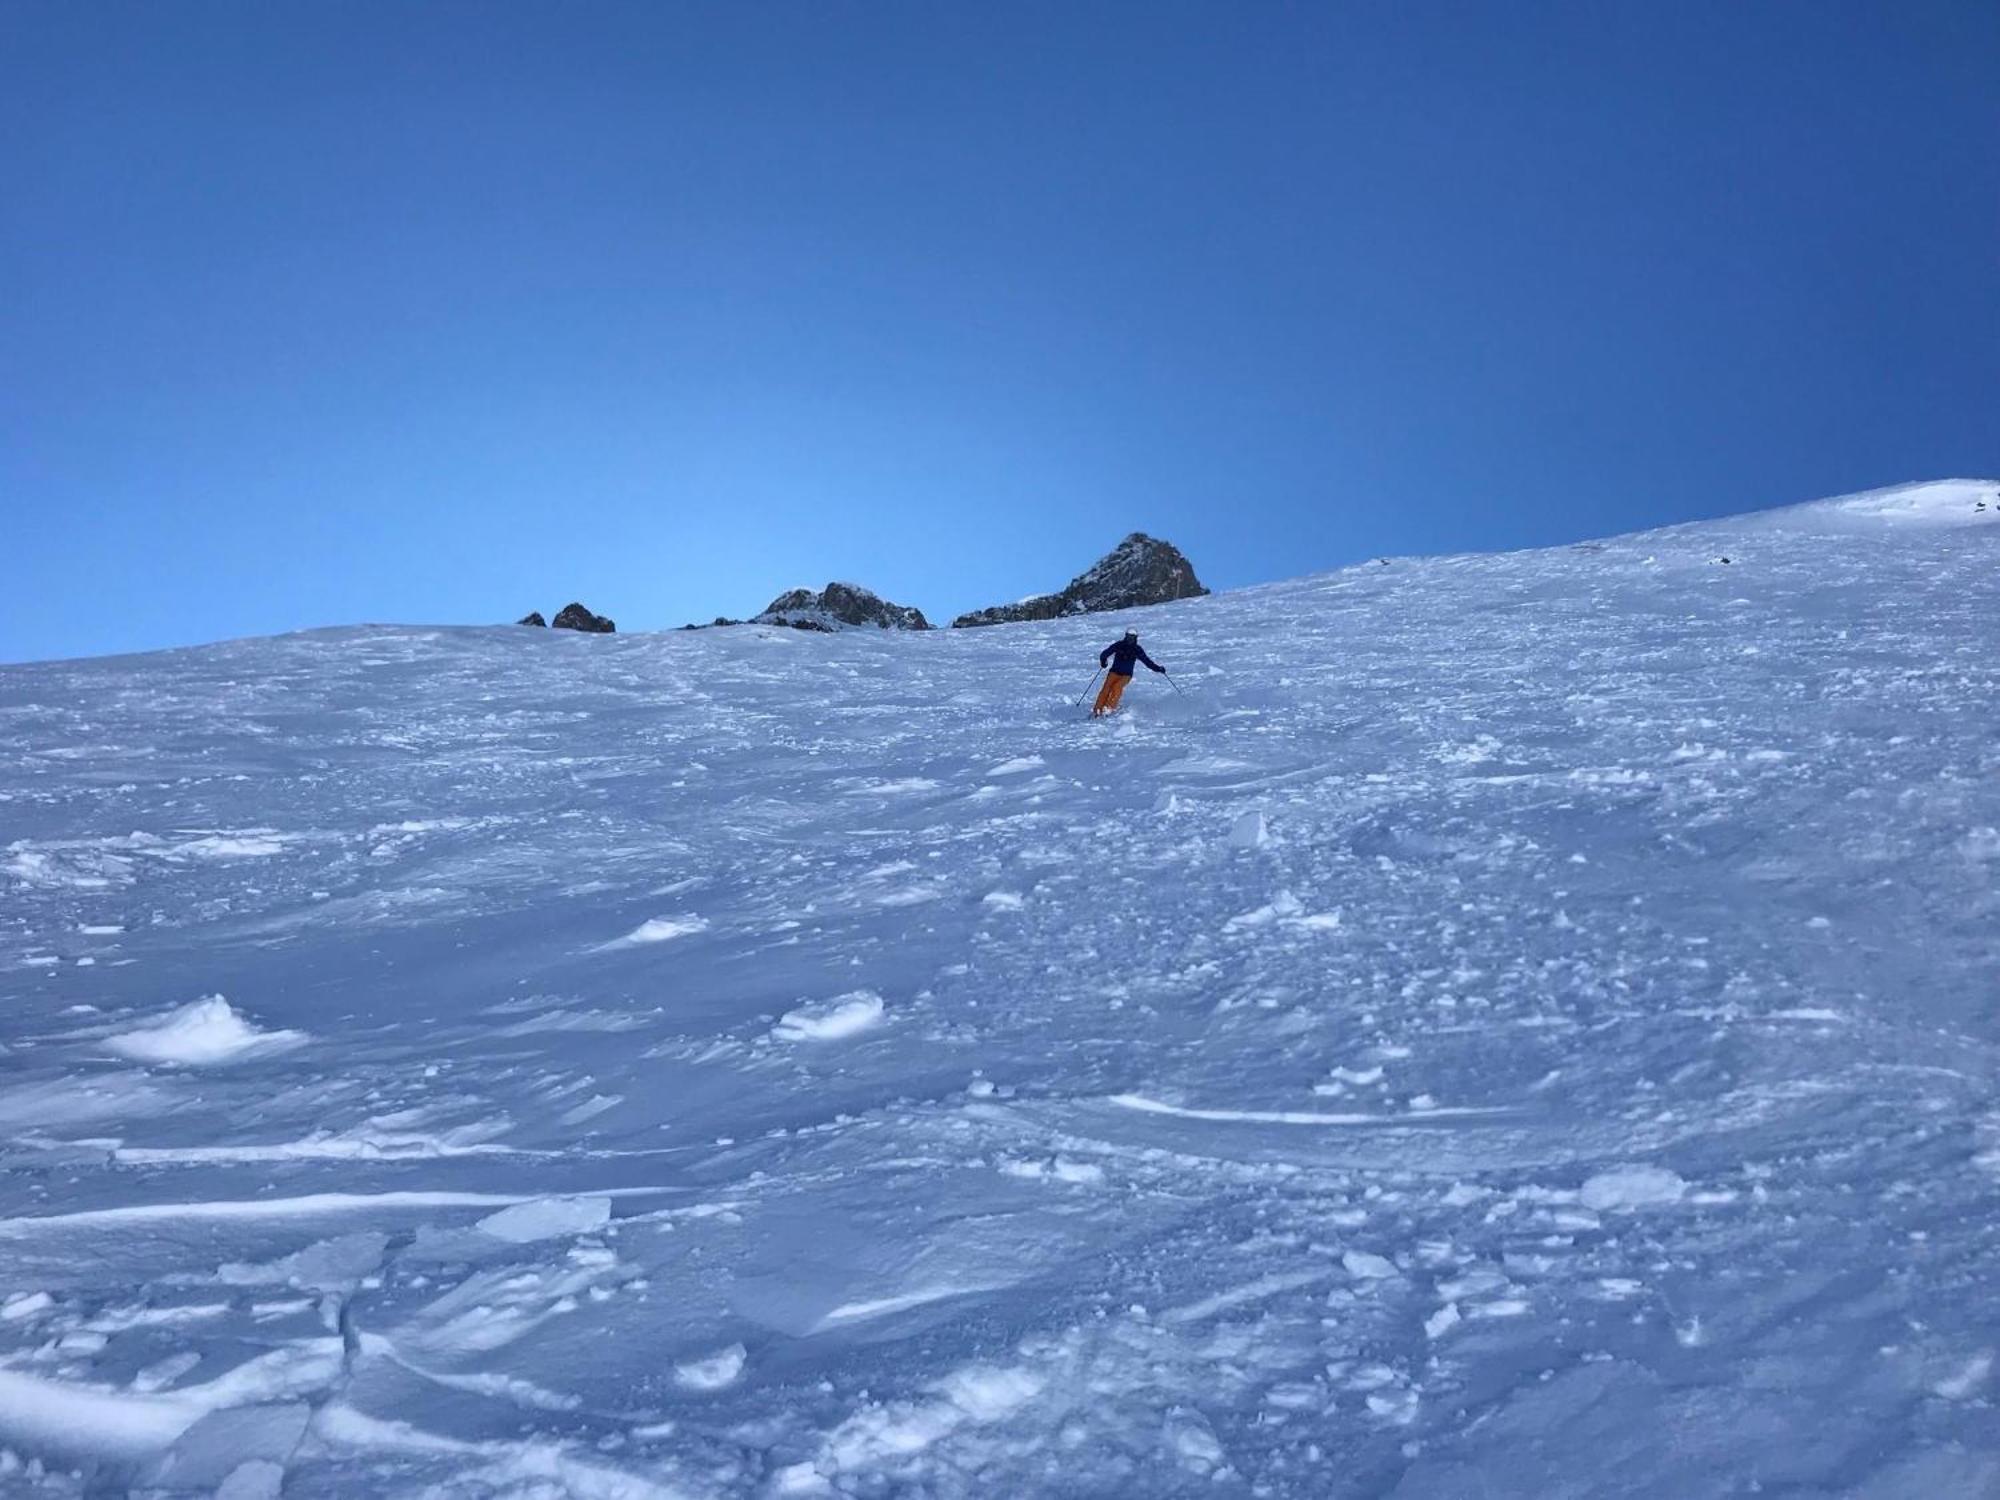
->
xmin=101 ymin=997 xmax=305 ymax=1066
xmin=773 ymin=991 xmax=885 ymax=1042
xmin=614 ymin=915 xmax=709 ymax=946
xmin=1579 ymin=1165 xmax=1688 ymax=1211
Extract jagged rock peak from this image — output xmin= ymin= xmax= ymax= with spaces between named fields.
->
xmin=755 ymin=582 xmax=930 ymax=632
xmin=951 ymin=533 xmax=1207 ymax=629
xmin=1069 ymin=533 xmax=1209 ymax=612
xmin=551 ymin=602 xmax=616 ymax=634
xmin=517 ymin=611 xmax=547 ymax=627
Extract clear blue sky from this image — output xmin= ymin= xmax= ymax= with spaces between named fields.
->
xmin=4 ymin=1 xmax=1995 ymax=662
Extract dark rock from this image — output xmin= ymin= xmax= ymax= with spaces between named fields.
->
xmin=754 ymin=582 xmax=930 ymax=632
xmin=551 ymin=602 xmax=616 ymax=633
xmin=517 ymin=611 xmax=547 ymax=627
xmin=952 ymin=533 xmax=1207 ymax=629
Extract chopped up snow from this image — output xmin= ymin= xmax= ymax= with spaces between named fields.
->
xmin=0 ymin=480 xmax=1996 ymax=1495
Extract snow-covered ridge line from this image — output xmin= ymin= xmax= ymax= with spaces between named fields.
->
xmin=1 ymin=479 xmax=1991 ymax=666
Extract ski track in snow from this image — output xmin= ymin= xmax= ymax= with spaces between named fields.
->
xmin=0 ymin=481 xmax=1998 ymax=1495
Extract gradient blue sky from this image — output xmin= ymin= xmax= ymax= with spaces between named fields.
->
xmin=4 ymin=1 xmax=1995 ymax=662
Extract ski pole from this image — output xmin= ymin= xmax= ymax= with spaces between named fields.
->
xmin=1073 ymin=667 xmax=1106 ymax=708
xmin=1164 ymin=670 xmax=1185 ymax=696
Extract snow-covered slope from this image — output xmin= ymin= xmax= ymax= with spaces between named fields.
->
xmin=3 ymin=481 xmax=1998 ymax=1498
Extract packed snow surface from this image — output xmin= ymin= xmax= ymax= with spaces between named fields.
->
xmin=2 ymin=480 xmax=1998 ymax=1497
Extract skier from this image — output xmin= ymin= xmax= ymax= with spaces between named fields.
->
xmin=1092 ymin=628 xmax=1166 ymax=716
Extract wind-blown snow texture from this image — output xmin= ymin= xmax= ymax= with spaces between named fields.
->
xmin=3 ymin=481 xmax=1998 ymax=1497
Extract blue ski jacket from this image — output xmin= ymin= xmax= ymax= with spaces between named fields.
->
xmin=1099 ymin=636 xmax=1164 ymax=676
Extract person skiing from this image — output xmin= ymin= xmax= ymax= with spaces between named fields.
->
xmin=1092 ymin=628 xmax=1165 ymax=716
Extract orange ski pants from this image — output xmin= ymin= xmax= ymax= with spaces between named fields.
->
xmin=1092 ymin=670 xmax=1132 ymax=716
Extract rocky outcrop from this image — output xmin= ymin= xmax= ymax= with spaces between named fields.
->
xmin=551 ymin=602 xmax=616 ymax=634
xmin=754 ymin=583 xmax=930 ymax=632
xmin=517 ymin=611 xmax=547 ymax=627
xmin=951 ymin=534 xmax=1207 ymax=628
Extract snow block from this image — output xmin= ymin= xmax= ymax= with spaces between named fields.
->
xmin=1579 ymin=1165 xmax=1688 ymax=1211
xmin=475 ymin=1196 xmax=613 ymax=1243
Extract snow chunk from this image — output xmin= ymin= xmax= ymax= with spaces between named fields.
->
xmin=999 ymin=1156 xmax=1105 ymax=1185
xmin=940 ymin=1364 xmax=1043 ymax=1421
xmin=559 ymin=1093 xmax=621 ymax=1124
xmin=1932 ymin=1352 xmax=1992 ymax=1401
xmin=218 ymin=1232 xmax=389 ymax=1291
xmin=1229 ymin=811 xmax=1269 ymax=848
xmin=1579 ymin=1165 xmax=1688 ymax=1211
xmin=215 ymin=1460 xmax=286 ymax=1500
xmin=102 ymin=996 xmax=306 ymax=1066
xmin=773 ymin=991 xmax=885 ymax=1043
xmin=818 ymin=1362 xmax=1043 ymax=1473
xmin=617 ymin=915 xmax=709 ymax=945
xmin=1365 ymin=1388 xmax=1418 ymax=1424
xmin=1343 ymin=1250 xmax=1400 ymax=1280
xmin=474 ymin=1196 xmax=612 ymax=1243
xmin=173 ymin=833 xmax=287 ymax=860
xmin=0 ymin=1292 xmax=52 ymax=1322
xmin=133 ymin=1353 xmax=203 ymax=1392
xmin=674 ymin=1343 xmax=747 ymax=1392
xmin=0 ymin=1366 xmax=203 ymax=1464
xmin=1959 ymin=827 xmax=2000 ymax=861
xmin=1226 ymin=890 xmax=1303 ymax=929
xmin=140 ymin=1403 xmax=309 ymax=1495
